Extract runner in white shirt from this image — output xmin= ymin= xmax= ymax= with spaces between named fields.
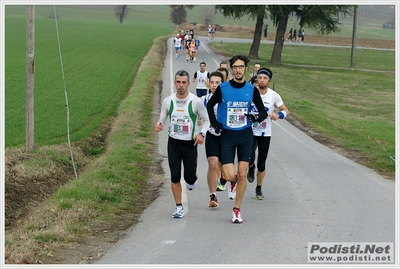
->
xmin=192 ymin=62 xmax=210 ymax=97
xmin=155 ymin=70 xmax=210 ymax=218
xmin=173 ymin=34 xmax=182 ymax=59
xmin=247 ymin=67 xmax=290 ymax=200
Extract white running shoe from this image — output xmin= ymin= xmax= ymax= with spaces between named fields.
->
xmin=232 ymin=208 xmax=243 ymax=223
xmin=187 ymin=183 xmax=195 ymax=191
xmin=172 ymin=205 xmax=184 ymax=218
xmin=226 ymin=181 xmax=237 ymax=200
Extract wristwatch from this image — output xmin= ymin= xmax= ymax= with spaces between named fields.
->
xmin=199 ymin=132 xmax=205 ymax=138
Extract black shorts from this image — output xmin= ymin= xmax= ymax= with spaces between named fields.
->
xmin=196 ymin=88 xmax=207 ymax=97
xmin=220 ymin=127 xmax=253 ymax=165
xmin=167 ymin=137 xmax=198 ymax=184
xmin=205 ymin=131 xmax=221 ymax=158
xmin=250 ymin=136 xmax=271 ymax=172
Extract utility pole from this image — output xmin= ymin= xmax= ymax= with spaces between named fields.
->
xmin=26 ymin=5 xmax=35 ymax=152
xmin=350 ymin=5 xmax=357 ymax=71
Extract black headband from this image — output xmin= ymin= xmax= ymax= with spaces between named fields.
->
xmin=257 ymin=69 xmax=272 ymax=80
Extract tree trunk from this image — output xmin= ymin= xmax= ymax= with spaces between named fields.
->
xmin=248 ymin=14 xmax=264 ymax=59
xmin=119 ymin=5 xmax=126 ymax=23
xmin=270 ymin=16 xmax=288 ymax=65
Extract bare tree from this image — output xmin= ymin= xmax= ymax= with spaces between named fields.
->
xmin=115 ymin=5 xmax=128 ymax=24
xmin=203 ymin=6 xmax=215 ymax=26
xmin=170 ymin=5 xmax=196 ymax=25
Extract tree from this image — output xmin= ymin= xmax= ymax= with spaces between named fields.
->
xmin=115 ymin=5 xmax=128 ymax=24
xmin=170 ymin=5 xmax=195 ymax=25
xmin=202 ymin=6 xmax=215 ymax=26
xmin=215 ymin=5 xmax=267 ymax=59
xmin=215 ymin=5 xmax=353 ymax=65
xmin=268 ymin=5 xmax=353 ymax=65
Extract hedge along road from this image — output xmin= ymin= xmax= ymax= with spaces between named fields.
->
xmin=95 ymin=36 xmax=395 ymax=265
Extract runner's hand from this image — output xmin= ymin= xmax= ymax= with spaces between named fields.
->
xmin=244 ymin=113 xmax=258 ymax=123
xmin=213 ymin=122 xmax=223 ymax=134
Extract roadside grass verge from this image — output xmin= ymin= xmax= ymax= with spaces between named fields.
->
xmin=4 ymin=36 xmax=167 ymax=264
xmin=208 ymin=42 xmax=395 ymax=180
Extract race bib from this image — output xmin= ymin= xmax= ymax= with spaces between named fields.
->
xmin=227 ymin=107 xmax=248 ymax=128
xmin=172 ymin=117 xmax=191 ymax=136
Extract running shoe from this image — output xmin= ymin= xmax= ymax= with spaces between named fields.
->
xmin=187 ymin=183 xmax=195 ymax=191
xmin=216 ymin=182 xmax=226 ymax=191
xmin=247 ymin=165 xmax=255 ymax=183
xmin=208 ymin=193 xmax=219 ymax=208
xmin=226 ymin=180 xmax=237 ymax=200
xmin=231 ymin=208 xmax=243 ymax=223
xmin=219 ymin=175 xmax=227 ymax=186
xmin=172 ymin=205 xmax=184 ymax=218
xmin=255 ymin=187 xmax=264 ymax=200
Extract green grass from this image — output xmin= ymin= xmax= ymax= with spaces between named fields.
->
xmin=210 ymin=43 xmax=395 ymax=71
xmin=208 ymin=42 xmax=395 ymax=179
xmin=5 ymin=5 xmax=172 ymax=147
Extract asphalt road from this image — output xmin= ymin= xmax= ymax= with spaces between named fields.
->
xmin=95 ymin=36 xmax=396 ymax=266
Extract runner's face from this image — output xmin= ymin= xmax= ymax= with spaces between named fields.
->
xmin=200 ymin=64 xmax=206 ymax=72
xmin=209 ymin=76 xmax=222 ymax=93
xmin=231 ymin=59 xmax=247 ymax=82
xmin=257 ymin=74 xmax=269 ymax=90
xmin=174 ymin=75 xmax=190 ymax=97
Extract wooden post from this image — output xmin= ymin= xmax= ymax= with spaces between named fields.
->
xmin=26 ymin=5 xmax=35 ymax=152
xmin=350 ymin=5 xmax=357 ymax=71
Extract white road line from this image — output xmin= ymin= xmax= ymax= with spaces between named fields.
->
xmin=201 ymin=39 xmax=221 ymax=68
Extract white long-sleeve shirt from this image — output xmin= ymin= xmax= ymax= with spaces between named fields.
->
xmin=158 ymin=93 xmax=210 ymax=140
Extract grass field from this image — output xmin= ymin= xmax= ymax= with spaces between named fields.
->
xmin=5 ymin=5 xmax=173 ymax=147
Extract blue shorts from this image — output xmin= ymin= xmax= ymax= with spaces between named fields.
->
xmin=220 ymin=127 xmax=253 ymax=165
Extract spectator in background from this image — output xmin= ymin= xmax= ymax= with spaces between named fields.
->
xmin=263 ymin=24 xmax=268 ymax=38
xmin=287 ymin=28 xmax=293 ymax=42
xmin=293 ymin=29 xmax=297 ymax=43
